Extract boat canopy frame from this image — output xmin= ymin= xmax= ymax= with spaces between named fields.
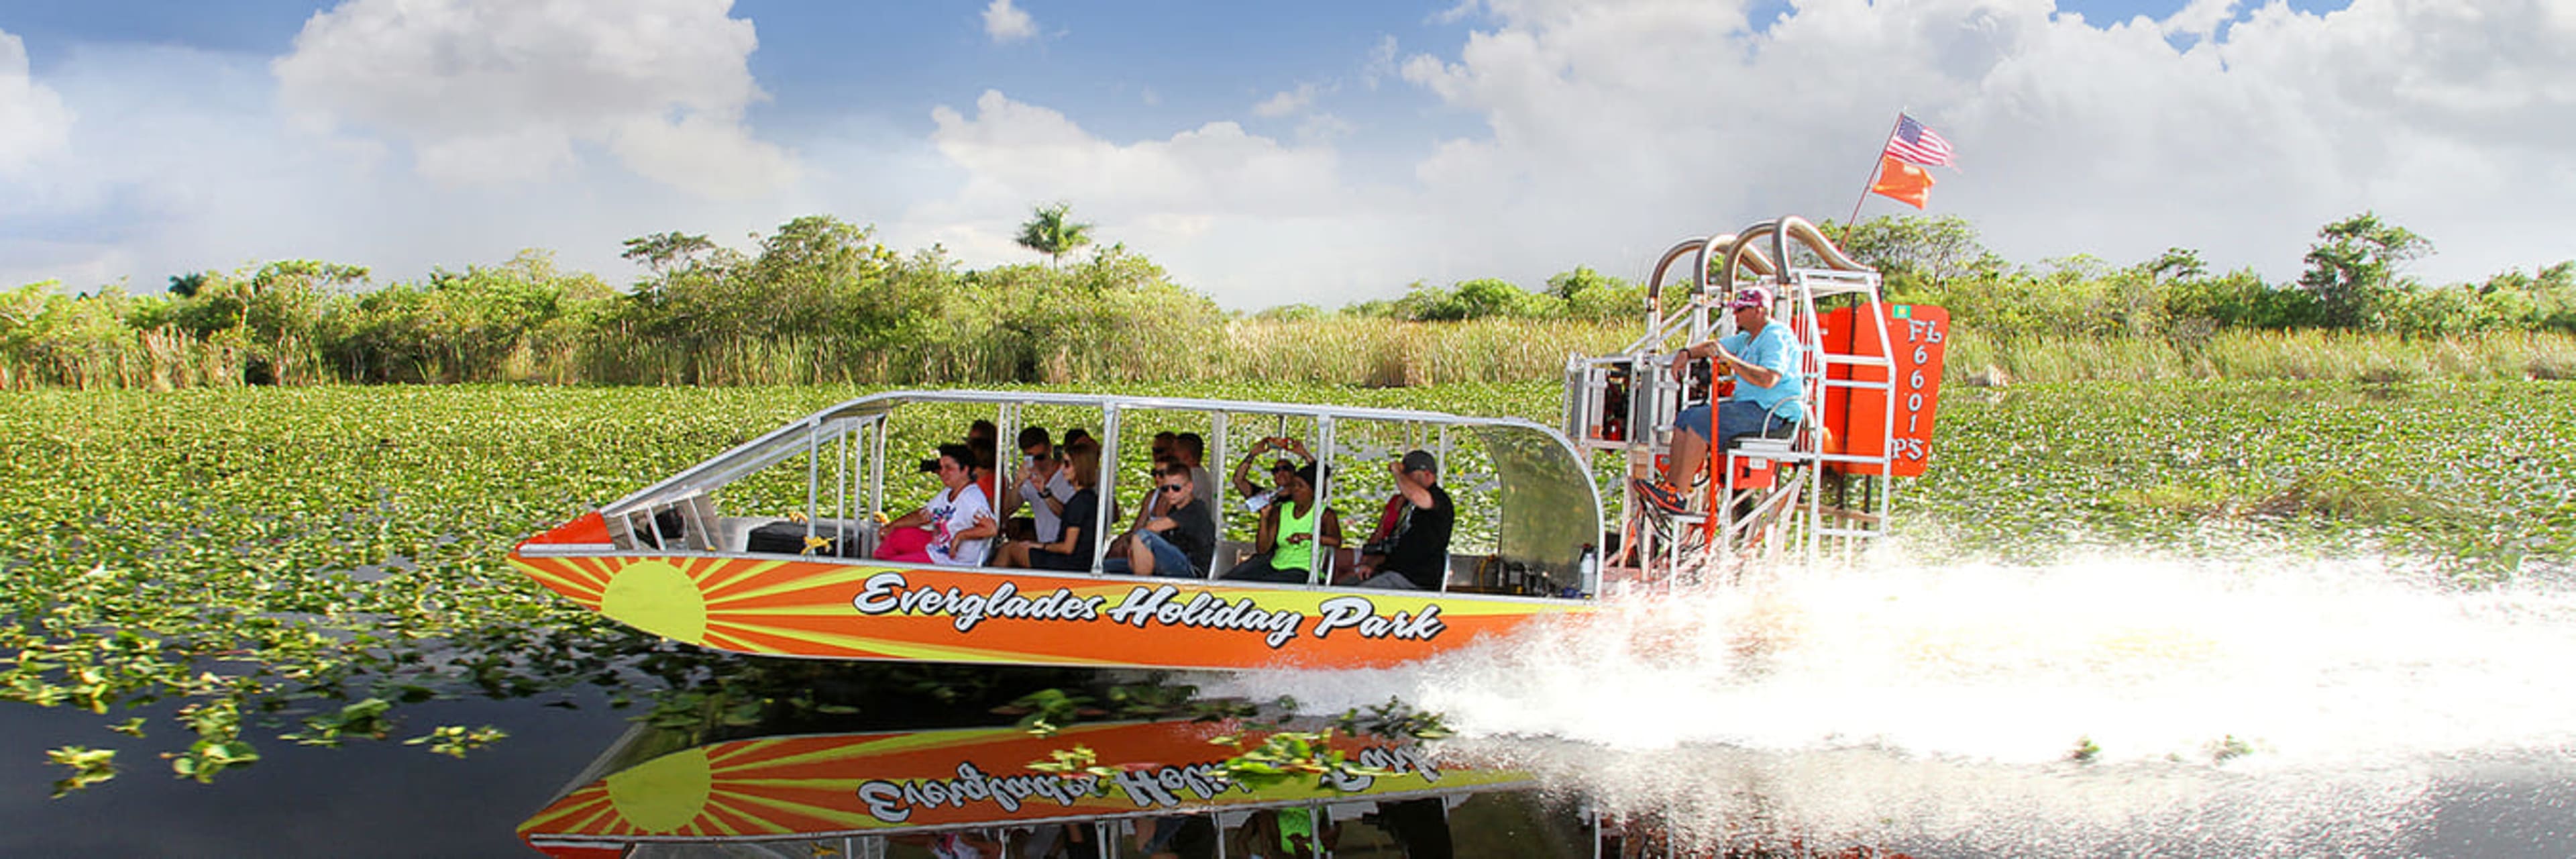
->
xmin=596 ymin=389 xmax=1607 ymax=597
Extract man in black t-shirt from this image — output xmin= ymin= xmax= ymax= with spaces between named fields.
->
xmin=1106 ymin=462 xmax=1216 ymax=578
xmin=1352 ymin=450 xmax=1454 ymax=591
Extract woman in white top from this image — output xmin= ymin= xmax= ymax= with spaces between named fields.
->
xmin=872 ymin=443 xmax=998 ymax=566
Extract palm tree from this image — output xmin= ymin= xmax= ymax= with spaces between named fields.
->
xmin=1015 ymin=202 xmax=1094 ymax=267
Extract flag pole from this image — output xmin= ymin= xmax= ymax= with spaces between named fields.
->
xmin=1840 ymin=111 xmax=1908 ymax=246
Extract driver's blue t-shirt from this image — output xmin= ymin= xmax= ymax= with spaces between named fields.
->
xmin=1719 ymin=321 xmax=1805 ymax=421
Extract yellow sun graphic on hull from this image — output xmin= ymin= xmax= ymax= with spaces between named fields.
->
xmin=598 ymin=559 xmax=708 ymax=646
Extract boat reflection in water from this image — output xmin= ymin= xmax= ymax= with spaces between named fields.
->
xmin=519 ymin=717 xmax=1594 ymax=858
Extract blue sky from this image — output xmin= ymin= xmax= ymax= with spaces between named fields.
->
xmin=11 ymin=0 xmax=2567 ymax=309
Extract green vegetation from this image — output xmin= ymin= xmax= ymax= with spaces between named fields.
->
xmin=1910 ymin=381 xmax=2576 ymax=575
xmin=1845 ymin=213 xmax=2575 ymax=339
xmin=11 ymin=209 xmax=2569 ymax=390
xmin=1015 ymin=201 xmax=1096 ymax=267
xmin=5 ymin=380 xmax=2572 ymax=793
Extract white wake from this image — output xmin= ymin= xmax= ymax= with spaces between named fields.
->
xmin=1210 ymin=548 xmax=2576 ymax=855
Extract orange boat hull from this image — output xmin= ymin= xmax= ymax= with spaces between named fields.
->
xmin=509 ymin=546 xmax=1590 ymax=670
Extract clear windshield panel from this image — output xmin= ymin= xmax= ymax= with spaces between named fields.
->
xmin=1476 ymin=423 xmax=1600 ymax=591
xmin=611 ymin=415 xmax=867 ymax=512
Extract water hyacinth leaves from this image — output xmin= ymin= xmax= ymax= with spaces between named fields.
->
xmin=3 ymin=381 xmax=2570 ymax=793
xmin=407 ymin=725 xmax=509 ymax=758
xmin=46 ymin=746 xmax=116 ymax=798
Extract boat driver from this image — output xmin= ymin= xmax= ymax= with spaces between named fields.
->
xmin=1634 ymin=285 xmax=1805 ymax=514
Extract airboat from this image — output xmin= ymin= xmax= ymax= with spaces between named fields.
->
xmin=507 ymin=215 xmax=1948 ymax=670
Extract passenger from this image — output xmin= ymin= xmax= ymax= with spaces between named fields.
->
xmin=891 ymin=829 xmax=1004 ymax=858
xmin=1633 ymin=285 xmax=1805 ymax=514
xmin=1136 ymin=813 xmax=1218 ymax=859
xmin=1348 ymin=450 xmax=1455 ymax=591
xmin=1234 ymin=807 xmax=1336 ymax=858
xmin=871 ymin=444 xmax=998 ymax=566
xmin=998 ymin=426 xmax=1061 ymax=543
xmin=1015 ymin=822 xmax=1098 ymax=858
xmin=1371 ymin=798 xmax=1452 ymax=859
xmin=1042 ymin=430 xmax=1095 ymax=538
xmin=1128 ymin=447 xmax=1185 ymax=527
xmin=1174 ymin=432 xmax=1217 ymax=511
xmin=1230 ymin=436 xmax=1313 ymax=513
xmin=994 ymin=444 xmax=1101 ymax=571
xmin=1104 ymin=462 xmax=1216 ymax=578
xmin=967 ymin=419 xmax=1001 ymax=501
xmin=1222 ymin=461 xmax=1342 ymax=584
xmin=1104 ymin=442 xmax=1182 ymax=562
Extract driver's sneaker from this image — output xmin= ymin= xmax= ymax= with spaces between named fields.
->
xmin=1633 ymin=478 xmax=1688 ymax=514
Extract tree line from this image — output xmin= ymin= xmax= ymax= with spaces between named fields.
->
xmin=1 ymin=207 xmax=2569 ymax=390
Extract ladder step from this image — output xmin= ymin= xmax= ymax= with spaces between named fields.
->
xmin=1803 ymin=505 xmax=1881 ymax=523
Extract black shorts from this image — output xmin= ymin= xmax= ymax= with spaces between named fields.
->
xmin=1028 ymin=547 xmax=1089 ymax=571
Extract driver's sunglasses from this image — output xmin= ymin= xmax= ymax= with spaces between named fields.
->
xmin=1157 ymin=484 xmax=1187 ymax=493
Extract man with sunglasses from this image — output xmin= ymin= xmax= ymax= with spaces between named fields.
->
xmin=1104 ymin=462 xmax=1216 ymax=578
xmin=998 ymin=425 xmax=1067 ymax=544
xmin=1633 ymin=285 xmax=1806 ymax=514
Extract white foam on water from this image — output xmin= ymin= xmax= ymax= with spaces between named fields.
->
xmin=1212 ymin=548 xmax=2576 ymax=854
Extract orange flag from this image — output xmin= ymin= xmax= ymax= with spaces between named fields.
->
xmin=1869 ymin=155 xmax=1935 ymax=209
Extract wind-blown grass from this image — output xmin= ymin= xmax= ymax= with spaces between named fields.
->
xmin=1946 ymin=330 xmax=2576 ymax=385
xmin=12 ymin=316 xmax=2576 ymax=390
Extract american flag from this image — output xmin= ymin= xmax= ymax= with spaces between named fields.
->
xmin=1883 ymin=113 xmax=1953 ymax=167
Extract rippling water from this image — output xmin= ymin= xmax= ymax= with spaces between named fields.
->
xmin=10 ymin=546 xmax=2574 ymax=856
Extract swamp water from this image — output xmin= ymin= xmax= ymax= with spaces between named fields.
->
xmin=7 ymin=548 xmax=2573 ymax=856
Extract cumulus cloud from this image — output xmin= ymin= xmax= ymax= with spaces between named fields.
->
xmin=904 ymin=0 xmax=2575 ymax=306
xmin=272 ymin=0 xmax=795 ymax=197
xmin=0 ymin=30 xmax=74 ymax=175
xmin=1363 ymin=35 xmax=1400 ymax=90
xmin=18 ymin=0 xmax=2576 ymax=311
xmin=915 ymin=90 xmax=1420 ymax=303
xmin=930 ymin=91 xmax=1350 ymax=217
xmin=1254 ymin=83 xmax=1321 ymax=118
xmin=983 ymin=0 xmax=1038 ymax=44
xmin=1367 ymin=0 xmax=2576 ymax=291
xmin=0 ymin=36 xmax=834 ymax=298
xmin=2161 ymin=0 xmax=2241 ymax=38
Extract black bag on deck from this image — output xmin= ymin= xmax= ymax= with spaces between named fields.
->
xmin=746 ymin=521 xmax=861 ymax=557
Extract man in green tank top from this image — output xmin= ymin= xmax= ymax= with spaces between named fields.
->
xmin=1221 ymin=461 xmax=1343 ymax=584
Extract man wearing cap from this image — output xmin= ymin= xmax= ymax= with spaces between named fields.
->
xmin=1635 ymin=285 xmax=1805 ymax=513
xmin=1350 ymin=450 xmax=1455 ymax=591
